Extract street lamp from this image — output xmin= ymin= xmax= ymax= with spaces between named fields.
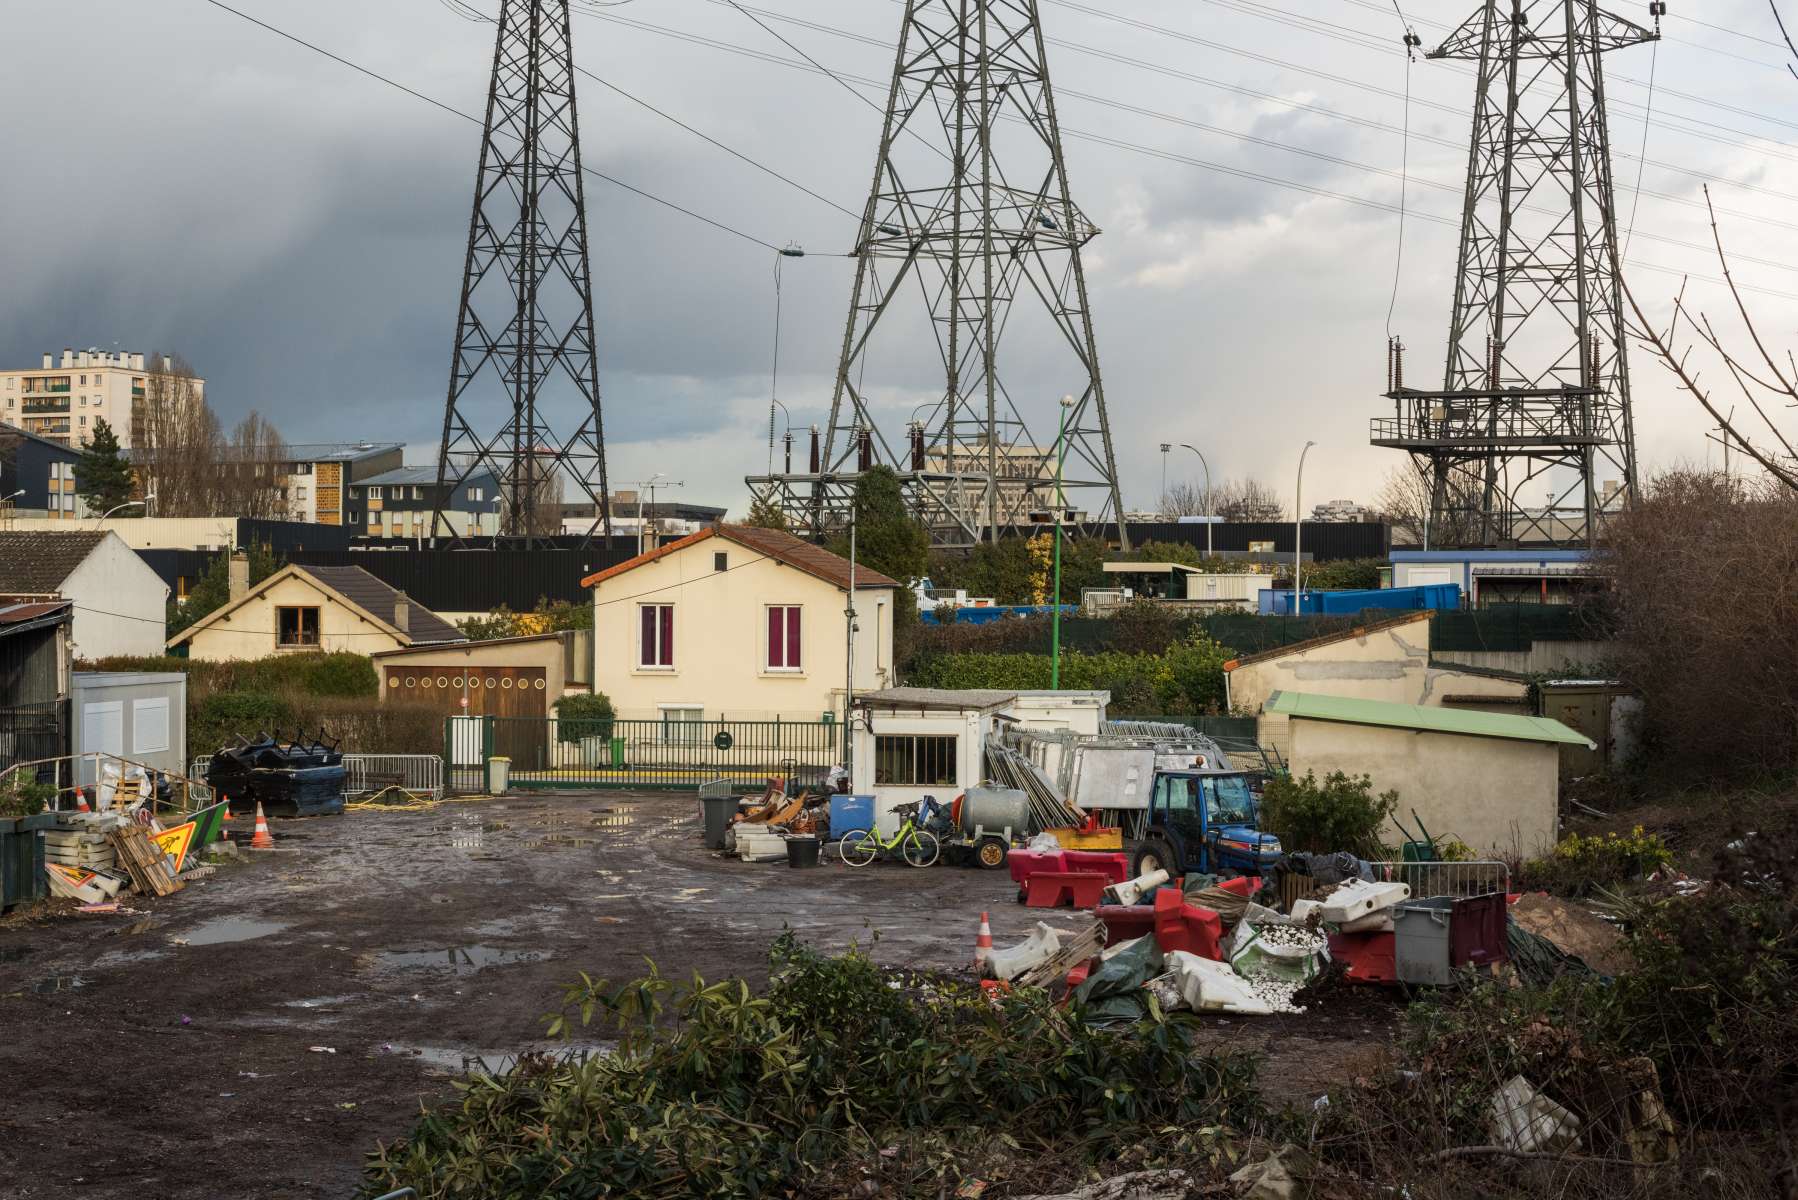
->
xmin=1179 ymin=443 xmax=1213 ymax=559
xmin=94 ymin=494 xmax=155 ymax=527
xmin=1158 ymin=443 xmax=1171 ymax=511
xmin=1294 ymin=443 xmax=1316 ymax=615
xmin=1052 ymin=395 xmax=1074 ymax=689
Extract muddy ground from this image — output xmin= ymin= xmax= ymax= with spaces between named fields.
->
xmin=0 ymin=792 xmax=1401 ymax=1199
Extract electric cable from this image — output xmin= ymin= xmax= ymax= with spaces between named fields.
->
xmin=768 ymin=249 xmax=785 ymax=475
xmin=1385 ymin=0 xmax=1419 ymax=340
xmin=198 ymin=0 xmax=787 ymax=252
xmin=1622 ymin=37 xmax=1658 ymax=259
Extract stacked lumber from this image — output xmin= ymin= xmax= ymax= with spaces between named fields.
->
xmin=1012 ymin=919 xmax=1108 ymax=990
xmin=107 ymin=826 xmax=183 ymax=897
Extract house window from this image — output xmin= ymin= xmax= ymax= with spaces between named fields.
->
xmin=714 ymin=551 xmax=728 ymax=572
xmin=367 ymin=486 xmax=382 ymax=500
xmin=659 ymin=705 xmax=705 ymax=745
xmin=766 ymin=605 xmax=801 ymax=671
xmin=469 ymin=486 xmax=483 ymax=502
xmin=874 ymin=735 xmax=957 ymax=786
xmin=638 ymin=603 xmax=674 ymax=668
xmin=277 ymin=606 xmax=320 ymax=648
xmin=350 ymin=511 xmax=360 ymax=524
xmin=413 ymin=486 xmax=423 ymax=500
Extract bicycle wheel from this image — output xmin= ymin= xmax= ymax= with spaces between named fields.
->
xmin=901 ymin=830 xmax=940 ymax=868
xmin=839 ymin=829 xmax=880 ymax=867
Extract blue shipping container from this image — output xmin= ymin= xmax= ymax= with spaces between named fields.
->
xmin=1259 ymin=584 xmax=1461 ymax=615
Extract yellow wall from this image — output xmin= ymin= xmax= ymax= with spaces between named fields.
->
xmin=182 ymin=574 xmax=404 ymax=661
xmin=592 ymin=542 xmax=895 ymax=720
xmin=1286 ymin=717 xmax=1560 ymax=857
xmin=1230 ymin=618 xmax=1528 ymax=758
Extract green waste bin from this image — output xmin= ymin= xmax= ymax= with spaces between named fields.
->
xmin=609 ymin=737 xmax=626 ymax=768
xmin=0 ymin=812 xmax=54 ymax=913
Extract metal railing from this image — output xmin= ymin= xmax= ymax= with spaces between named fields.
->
xmin=191 ymin=753 xmax=443 ymax=802
xmin=450 ymin=716 xmax=841 ymax=792
xmin=1365 ymin=859 xmax=1511 ymax=899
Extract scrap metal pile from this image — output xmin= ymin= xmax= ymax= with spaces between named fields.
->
xmin=982 ymin=741 xmax=1082 ymax=831
xmin=207 ymin=730 xmax=346 ymax=818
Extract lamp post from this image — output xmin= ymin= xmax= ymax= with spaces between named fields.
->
xmin=1158 ymin=443 xmax=1170 ymax=511
xmin=843 ymin=484 xmax=857 ymax=786
xmin=93 ymin=494 xmax=154 ymax=528
xmin=1052 ymin=395 xmax=1073 ymax=689
xmin=1178 ymin=443 xmax=1213 ymax=559
xmin=1294 ymin=442 xmax=1316 ymax=615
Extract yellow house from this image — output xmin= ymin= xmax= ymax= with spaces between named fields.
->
xmin=581 ymin=525 xmax=899 ymax=722
xmin=167 ymin=557 xmax=467 ymax=661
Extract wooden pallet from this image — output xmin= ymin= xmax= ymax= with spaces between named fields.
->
xmin=106 ymin=827 xmax=183 ymax=897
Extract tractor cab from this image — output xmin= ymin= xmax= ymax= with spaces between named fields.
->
xmin=1131 ymin=769 xmax=1283 ymax=880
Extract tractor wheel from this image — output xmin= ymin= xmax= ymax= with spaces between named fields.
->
xmin=1131 ymin=838 xmax=1177 ymax=880
xmin=974 ymin=835 xmax=1008 ymax=870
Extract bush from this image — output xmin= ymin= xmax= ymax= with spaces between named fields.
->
xmin=553 ymin=692 xmax=615 ymax=744
xmin=294 ymin=653 xmax=379 ymax=698
xmin=906 ymin=635 xmax=1238 ymax=717
xmin=1517 ymin=826 xmax=1673 ymax=897
xmin=0 ymin=774 xmax=55 ymax=818
xmin=310 ymin=697 xmax=443 ymax=755
xmin=1258 ymin=769 xmax=1397 ymax=857
xmin=193 ymin=691 xmax=295 ymax=752
xmin=363 ymin=934 xmax=1264 ymax=1199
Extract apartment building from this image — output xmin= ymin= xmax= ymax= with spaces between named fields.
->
xmin=0 ymin=424 xmax=85 ymax=522
xmin=0 ymin=349 xmax=205 ymax=449
xmin=345 ymin=466 xmax=502 ymax=538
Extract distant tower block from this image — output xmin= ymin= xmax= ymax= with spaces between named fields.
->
xmin=746 ymin=0 xmax=1128 ymax=549
xmin=1374 ymin=0 xmax=1657 ymax=548
xmin=434 ymin=0 xmax=611 ymax=545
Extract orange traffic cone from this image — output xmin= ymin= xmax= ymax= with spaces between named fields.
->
xmin=75 ymin=789 xmax=91 ymax=814
xmin=221 ymin=794 xmax=234 ymax=822
xmin=249 ymin=802 xmax=275 ymax=850
xmin=975 ymin=911 xmax=993 ymax=975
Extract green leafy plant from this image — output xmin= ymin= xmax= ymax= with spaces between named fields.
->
xmin=554 ymin=692 xmax=616 ymax=744
xmin=1518 ymin=826 xmax=1673 ymax=897
xmin=363 ymin=935 xmax=1264 ymax=1199
xmin=0 ymin=774 xmax=55 ymax=819
xmin=1258 ymin=769 xmax=1398 ymax=857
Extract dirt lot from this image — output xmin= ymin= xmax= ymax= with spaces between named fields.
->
xmin=0 ymin=792 xmax=1401 ymax=1199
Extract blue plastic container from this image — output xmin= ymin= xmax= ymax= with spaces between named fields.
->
xmin=829 ymin=794 xmax=875 ymax=837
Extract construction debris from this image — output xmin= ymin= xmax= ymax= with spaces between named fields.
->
xmin=983 ymin=741 xmax=1082 ymax=832
xmin=107 ymin=826 xmax=184 ymax=897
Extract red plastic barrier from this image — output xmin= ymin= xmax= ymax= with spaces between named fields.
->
xmin=1094 ymin=904 xmax=1155 ymax=946
xmin=1025 ymin=871 xmax=1110 ymax=909
xmin=1007 ymin=849 xmax=1067 ymax=888
xmin=1328 ymin=930 xmax=1398 ymax=984
xmin=1216 ymin=875 xmax=1262 ymax=898
xmin=1152 ymin=888 xmax=1223 ymax=960
xmin=1061 ymin=850 xmax=1130 ymax=885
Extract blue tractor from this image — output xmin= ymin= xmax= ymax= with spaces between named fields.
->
xmin=1128 ymin=768 xmax=1284 ymax=881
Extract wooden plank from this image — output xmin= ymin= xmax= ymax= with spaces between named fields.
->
xmin=106 ymin=827 xmax=183 ymax=897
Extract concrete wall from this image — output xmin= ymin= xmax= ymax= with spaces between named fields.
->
xmin=3 ymin=516 xmax=236 ymax=550
xmin=182 ymin=573 xmax=405 ymax=661
xmin=592 ymin=542 xmax=894 ymax=721
xmin=1285 ymin=717 xmax=1560 ymax=857
xmin=1228 ymin=618 xmax=1528 ymax=759
xmin=1431 ymin=642 xmax=1615 ymax=675
xmin=62 ymin=533 xmax=167 ymax=659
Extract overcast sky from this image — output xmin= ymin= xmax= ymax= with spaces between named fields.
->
xmin=3 ymin=0 xmax=1794 ymax=515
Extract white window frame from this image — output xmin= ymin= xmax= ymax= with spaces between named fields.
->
xmin=637 ymin=603 xmax=675 ymax=671
xmin=764 ymin=604 xmax=803 ymax=673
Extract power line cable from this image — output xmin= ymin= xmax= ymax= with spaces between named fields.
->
xmin=197 ymin=0 xmax=786 ymax=251
xmin=1385 ymin=4 xmax=1419 ymax=339
xmin=1623 ymin=37 xmax=1658 ymax=259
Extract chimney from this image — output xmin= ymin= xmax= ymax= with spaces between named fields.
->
xmin=392 ymin=591 xmax=410 ymax=634
xmin=41 ymin=353 xmax=50 ymax=369
xmin=62 ymin=348 xmax=72 ymax=368
xmin=228 ymin=550 xmax=249 ymax=601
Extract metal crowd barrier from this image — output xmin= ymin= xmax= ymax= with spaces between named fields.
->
xmin=190 ymin=753 xmax=443 ymax=802
xmin=1365 ymin=859 xmax=1511 ymax=899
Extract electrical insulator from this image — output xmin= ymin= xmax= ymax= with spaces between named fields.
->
xmin=1404 ymin=30 xmax=1422 ymax=47
xmin=1648 ymin=1 xmax=1666 ymax=15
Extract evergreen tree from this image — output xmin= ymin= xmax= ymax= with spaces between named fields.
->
xmin=835 ymin=465 xmax=929 ymax=585
xmin=75 ymin=418 xmax=134 ymax=515
xmin=167 ymin=543 xmax=282 ymax=636
xmin=744 ymin=493 xmax=789 ymax=531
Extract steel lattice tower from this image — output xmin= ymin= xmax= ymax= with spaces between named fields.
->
xmin=1375 ymin=0 xmax=1657 ymax=548
xmin=747 ymin=0 xmax=1128 ymax=548
xmin=433 ymin=0 xmax=610 ymax=544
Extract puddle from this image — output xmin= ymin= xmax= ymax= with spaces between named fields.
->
xmin=282 ymin=994 xmax=360 ymax=1009
xmin=179 ymin=918 xmax=289 ymax=946
xmin=0 ymin=946 xmax=35 ymax=963
xmin=528 ymin=834 xmax=596 ymax=850
xmin=375 ymin=945 xmax=547 ymax=974
xmin=33 ymin=975 xmax=87 ymax=993
xmin=93 ymin=949 xmax=169 ymax=967
xmin=122 ymin=919 xmax=156 ymax=936
xmin=590 ymin=813 xmax=636 ymax=829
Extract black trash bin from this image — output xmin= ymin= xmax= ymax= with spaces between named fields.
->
xmin=701 ymin=794 xmax=738 ymax=850
xmin=786 ymin=836 xmax=821 ymax=869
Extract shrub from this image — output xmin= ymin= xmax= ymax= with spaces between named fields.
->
xmin=193 ymin=691 xmax=295 ymax=752
xmin=1517 ymin=826 xmax=1673 ymax=897
xmin=294 ymin=653 xmax=379 ymax=698
xmin=553 ymin=692 xmax=615 ymax=744
xmin=310 ymin=697 xmax=443 ymax=755
xmin=1258 ymin=769 xmax=1397 ymax=857
xmin=363 ymin=934 xmax=1264 ymax=1199
xmin=0 ymin=775 xmax=55 ymax=818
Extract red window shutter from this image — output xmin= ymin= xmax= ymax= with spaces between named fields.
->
xmin=786 ymin=607 xmax=801 ymax=668
xmin=660 ymin=605 xmax=674 ymax=666
xmin=640 ymin=606 xmax=655 ymax=666
xmin=767 ymin=607 xmax=783 ymax=669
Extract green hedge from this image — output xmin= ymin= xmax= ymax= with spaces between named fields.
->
xmin=905 ymin=635 xmax=1236 ymax=715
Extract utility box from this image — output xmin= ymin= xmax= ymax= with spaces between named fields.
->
xmin=71 ymin=672 xmax=187 ymax=787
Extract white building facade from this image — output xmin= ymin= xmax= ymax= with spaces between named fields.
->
xmin=0 ymin=349 xmax=204 ymax=449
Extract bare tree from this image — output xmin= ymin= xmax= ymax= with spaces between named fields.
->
xmin=223 ymin=410 xmax=291 ymax=519
xmin=1374 ymin=463 xmax=1488 ymax=548
xmin=1211 ymin=477 xmax=1285 ymax=522
xmin=1158 ymin=481 xmax=1207 ymax=518
xmin=137 ymin=354 xmax=224 ymax=517
xmin=1775 ymin=0 xmax=1797 ymax=79
xmin=1622 ymin=188 xmax=1798 ymax=494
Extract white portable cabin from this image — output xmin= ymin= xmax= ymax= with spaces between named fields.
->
xmin=851 ymin=688 xmax=1016 ymax=834
xmin=70 ymin=671 xmax=187 ymax=786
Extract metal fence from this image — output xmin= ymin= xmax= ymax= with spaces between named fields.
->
xmin=446 ymin=716 xmax=841 ymax=793
xmin=190 ymin=752 xmax=444 ymax=802
xmin=1365 ymin=860 xmax=1511 ymax=898
xmin=0 ymin=701 xmax=67 ymax=781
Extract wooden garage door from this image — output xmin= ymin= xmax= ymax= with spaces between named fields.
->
xmin=385 ymin=665 xmax=548 ymax=764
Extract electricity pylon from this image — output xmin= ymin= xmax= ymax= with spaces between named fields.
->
xmin=434 ymin=0 xmax=611 ymax=545
xmin=747 ymin=0 xmax=1129 ymax=549
xmin=1375 ymin=0 xmax=1658 ymax=548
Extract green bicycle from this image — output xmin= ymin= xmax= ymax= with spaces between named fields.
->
xmin=839 ymin=802 xmax=940 ymax=868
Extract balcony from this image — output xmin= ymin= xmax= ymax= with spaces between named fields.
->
xmin=22 ymin=399 xmax=69 ymax=415
xmin=22 ymin=383 xmax=71 ymax=396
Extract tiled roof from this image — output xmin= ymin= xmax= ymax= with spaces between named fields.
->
xmin=1223 ymin=610 xmax=1430 ymax=670
xmin=355 ymin=465 xmax=497 ymax=488
xmin=293 ymin=565 xmax=466 ymax=644
xmin=579 ymin=525 xmax=902 ymax=591
xmin=0 ymin=531 xmax=107 ymax=593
